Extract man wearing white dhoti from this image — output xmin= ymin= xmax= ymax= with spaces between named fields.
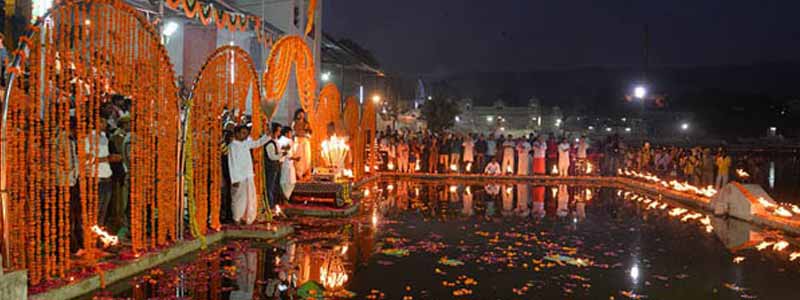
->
xmin=278 ymin=126 xmax=299 ymax=201
xmin=558 ymin=138 xmax=571 ymax=177
xmin=228 ymin=125 xmax=269 ymax=225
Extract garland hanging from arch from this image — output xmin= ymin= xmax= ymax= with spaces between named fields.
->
xmin=0 ymin=0 xmax=180 ymax=285
xmin=263 ymin=35 xmax=317 ymax=119
xmin=164 ymin=0 xmax=275 ymax=50
xmin=310 ymin=83 xmax=342 ymax=167
xmin=187 ymin=45 xmax=263 ymax=235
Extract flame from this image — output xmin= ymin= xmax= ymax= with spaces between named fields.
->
xmin=792 ymin=205 xmax=800 ymax=215
xmin=757 ymin=197 xmax=776 ymax=209
xmin=387 ymin=184 xmax=394 ymax=191
xmin=449 ymin=185 xmax=458 ymax=193
xmin=363 ymin=189 xmax=370 ymax=197
xmin=321 ymin=135 xmax=350 ymax=168
xmin=465 ymin=186 xmax=472 ymax=195
xmin=681 ymin=212 xmax=702 ymax=222
xmin=733 ymin=256 xmax=745 ymax=264
xmin=466 ymin=162 xmax=472 ymax=172
xmin=669 ymin=208 xmax=688 ymax=217
xmin=91 ymin=225 xmax=119 ymax=247
xmin=790 ymin=252 xmax=800 ymax=261
xmin=387 ymin=162 xmax=395 ymax=170
xmin=755 ymin=241 xmax=774 ymax=251
xmin=451 ymin=164 xmax=458 ymax=171
xmin=551 ymin=165 xmax=558 ymax=175
xmin=415 ymin=164 xmax=421 ymax=171
xmin=274 ymin=205 xmax=283 ymax=216
xmin=774 ymin=206 xmax=793 ymax=218
xmin=507 ymin=166 xmax=514 ymax=173
xmin=585 ymin=162 xmax=593 ymax=174
xmin=736 ymin=169 xmax=750 ymax=178
xmin=773 ymin=240 xmax=789 ymax=251
xmin=622 ymin=169 xmax=717 ymax=197
xmin=371 ymin=209 xmax=379 ymax=227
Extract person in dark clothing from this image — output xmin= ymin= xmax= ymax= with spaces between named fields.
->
xmin=220 ymin=121 xmax=236 ymax=223
xmin=546 ymin=135 xmax=558 ymax=175
xmin=475 ymin=134 xmax=487 ymax=173
xmin=263 ymin=123 xmax=284 ymax=209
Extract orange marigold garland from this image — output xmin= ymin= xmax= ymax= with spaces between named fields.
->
xmin=190 ymin=46 xmax=261 ymax=233
xmin=0 ymin=0 xmax=180 ymax=284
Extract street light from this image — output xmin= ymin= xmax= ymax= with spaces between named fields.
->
xmin=162 ymin=21 xmax=179 ymax=37
xmin=681 ymin=122 xmax=689 ymax=131
xmin=372 ymin=95 xmax=382 ymax=104
xmin=634 ymin=86 xmax=647 ymax=99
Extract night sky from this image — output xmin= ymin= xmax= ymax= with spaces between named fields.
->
xmin=323 ymin=0 xmax=800 ymax=75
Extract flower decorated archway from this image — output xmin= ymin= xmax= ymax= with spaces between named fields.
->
xmin=310 ymin=83 xmax=343 ymax=166
xmin=262 ymin=35 xmax=317 ymax=118
xmin=0 ymin=0 xmax=180 ymax=284
xmin=186 ymin=45 xmax=262 ymax=235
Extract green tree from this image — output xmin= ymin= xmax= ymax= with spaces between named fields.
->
xmin=421 ymin=96 xmax=461 ymax=132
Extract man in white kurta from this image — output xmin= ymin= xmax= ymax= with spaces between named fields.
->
xmin=501 ymin=137 xmax=516 ymax=174
xmin=516 ymin=139 xmax=531 ymax=175
xmin=228 ymin=126 xmax=269 ymax=225
xmin=557 ymin=140 xmax=571 ymax=177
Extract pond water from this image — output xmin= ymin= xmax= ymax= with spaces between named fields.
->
xmin=85 ymin=179 xmax=800 ymax=300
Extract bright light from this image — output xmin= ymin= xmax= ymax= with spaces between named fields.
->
xmin=427 ymin=96 xmax=433 ymax=100
xmin=162 ymin=21 xmax=178 ymax=37
xmin=681 ymin=123 xmax=689 ymax=131
xmin=454 ymin=116 xmax=461 ymax=122
xmin=359 ymin=86 xmax=364 ymax=104
xmin=625 ymin=127 xmax=631 ymax=132
xmin=634 ymin=86 xmax=647 ymax=99
xmin=500 ymin=127 xmax=505 ymax=131
xmin=321 ymin=72 xmax=331 ymax=82
xmin=372 ymin=95 xmax=382 ymax=103
xmin=621 ymin=117 xmax=627 ymax=122
xmin=630 ymin=265 xmax=640 ymax=281
xmin=84 ymin=19 xmax=91 ymax=26
xmin=605 ymin=127 xmax=612 ymax=132
xmin=588 ymin=126 xmax=595 ymax=130
xmin=486 ymin=116 xmax=494 ymax=122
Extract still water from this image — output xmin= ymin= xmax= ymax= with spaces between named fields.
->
xmin=86 ymin=180 xmax=800 ymax=299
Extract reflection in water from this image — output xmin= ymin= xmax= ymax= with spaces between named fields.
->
xmin=87 ymin=180 xmax=800 ymax=300
xmin=769 ymin=161 xmax=776 ymax=189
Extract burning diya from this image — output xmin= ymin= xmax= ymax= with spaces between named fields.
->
xmin=289 ymin=135 xmax=356 ymax=214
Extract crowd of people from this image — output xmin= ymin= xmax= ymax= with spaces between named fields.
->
xmin=618 ymin=143 xmax=734 ymax=189
xmin=373 ymin=128 xmax=738 ymax=190
xmin=373 ymin=128 xmax=594 ymax=177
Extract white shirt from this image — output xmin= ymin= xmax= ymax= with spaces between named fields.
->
xmin=558 ymin=142 xmax=571 ymax=161
xmin=533 ymin=141 xmax=547 ymax=158
xmin=85 ymin=131 xmax=112 ymax=179
xmin=228 ymin=135 xmax=269 ymax=184
xmin=265 ymin=137 xmax=282 ymax=162
xmin=516 ymin=142 xmax=531 ymax=156
xmin=484 ymin=162 xmax=502 ymax=174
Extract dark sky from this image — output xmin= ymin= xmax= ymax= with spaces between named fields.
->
xmin=323 ymin=0 xmax=800 ymax=75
